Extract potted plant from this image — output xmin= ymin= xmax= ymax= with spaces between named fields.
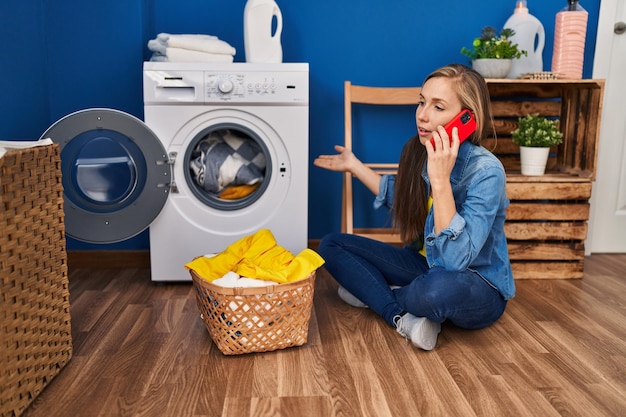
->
xmin=461 ymin=26 xmax=527 ymax=78
xmin=511 ymin=113 xmax=564 ymax=176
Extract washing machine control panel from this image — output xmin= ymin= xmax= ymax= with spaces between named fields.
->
xmin=204 ymin=71 xmax=308 ymax=104
xmin=143 ymin=63 xmax=309 ymax=105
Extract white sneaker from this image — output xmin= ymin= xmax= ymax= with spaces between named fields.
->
xmin=395 ymin=313 xmax=441 ymax=351
xmin=338 ymin=285 xmax=402 ymax=309
xmin=337 ymin=286 xmax=369 ymax=308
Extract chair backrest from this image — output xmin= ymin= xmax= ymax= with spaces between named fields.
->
xmin=342 ymin=81 xmax=421 ymax=242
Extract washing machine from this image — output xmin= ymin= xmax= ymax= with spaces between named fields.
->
xmin=41 ymin=62 xmax=309 ymax=282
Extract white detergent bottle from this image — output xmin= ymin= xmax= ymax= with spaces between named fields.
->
xmin=244 ymin=0 xmax=283 ymax=63
xmin=504 ymin=0 xmax=545 ymax=78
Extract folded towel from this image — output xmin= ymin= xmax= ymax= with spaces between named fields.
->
xmin=151 ymin=33 xmax=236 ymax=56
xmin=149 ymin=38 xmax=237 ymax=56
xmin=157 ymin=33 xmax=217 ymax=43
xmin=150 ymin=48 xmax=234 ymax=63
xmin=147 ymin=39 xmax=168 ymax=54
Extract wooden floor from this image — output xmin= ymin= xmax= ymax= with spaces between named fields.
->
xmin=21 ymin=254 xmax=626 ymax=417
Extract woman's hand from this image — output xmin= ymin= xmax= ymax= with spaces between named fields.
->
xmin=313 ymin=145 xmax=359 ymax=173
xmin=426 ymin=125 xmax=460 ymax=187
xmin=314 ymin=145 xmax=382 ymax=196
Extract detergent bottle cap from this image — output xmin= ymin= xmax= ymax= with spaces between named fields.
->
xmin=565 ymin=0 xmax=585 ymax=12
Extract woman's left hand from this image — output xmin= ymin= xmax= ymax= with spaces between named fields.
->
xmin=426 ymin=125 xmax=459 ymax=188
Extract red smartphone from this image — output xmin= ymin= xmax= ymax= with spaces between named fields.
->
xmin=430 ymin=109 xmax=476 ymax=149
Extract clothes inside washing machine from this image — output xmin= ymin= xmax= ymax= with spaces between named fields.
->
xmin=189 ymin=129 xmax=266 ymax=200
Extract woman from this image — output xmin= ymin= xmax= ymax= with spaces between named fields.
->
xmin=314 ymin=64 xmax=514 ymax=351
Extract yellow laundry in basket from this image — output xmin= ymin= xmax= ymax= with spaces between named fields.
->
xmin=185 ymin=229 xmax=325 ymax=284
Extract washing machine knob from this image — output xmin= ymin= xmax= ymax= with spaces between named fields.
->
xmin=218 ymin=78 xmax=234 ymax=94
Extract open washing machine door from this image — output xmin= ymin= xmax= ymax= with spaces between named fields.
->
xmin=41 ymin=108 xmax=171 ymax=243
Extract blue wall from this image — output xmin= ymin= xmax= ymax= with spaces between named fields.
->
xmin=0 ymin=0 xmax=600 ymax=249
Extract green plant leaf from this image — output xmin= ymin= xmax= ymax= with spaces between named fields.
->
xmin=461 ymin=26 xmax=528 ymax=61
xmin=511 ymin=114 xmax=564 ymax=147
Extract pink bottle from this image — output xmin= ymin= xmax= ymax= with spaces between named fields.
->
xmin=551 ymin=0 xmax=588 ymax=79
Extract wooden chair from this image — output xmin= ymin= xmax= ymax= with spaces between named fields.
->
xmin=342 ymin=81 xmax=421 ymax=244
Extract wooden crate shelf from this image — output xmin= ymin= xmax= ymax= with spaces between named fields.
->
xmin=487 ymin=79 xmax=605 ymax=279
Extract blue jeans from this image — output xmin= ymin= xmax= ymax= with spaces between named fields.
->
xmin=318 ymin=233 xmax=507 ymax=329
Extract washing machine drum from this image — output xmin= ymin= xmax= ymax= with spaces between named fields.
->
xmin=41 ymin=108 xmax=170 ymax=243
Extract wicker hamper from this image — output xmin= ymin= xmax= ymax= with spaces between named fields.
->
xmin=0 ymin=144 xmax=72 ymax=417
xmin=190 ymin=269 xmax=316 ymax=355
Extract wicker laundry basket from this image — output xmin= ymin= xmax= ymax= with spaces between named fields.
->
xmin=190 ymin=269 xmax=316 ymax=355
xmin=0 ymin=143 xmax=72 ymax=417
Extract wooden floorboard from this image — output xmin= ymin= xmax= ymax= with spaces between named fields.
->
xmin=18 ymin=254 xmax=626 ymax=417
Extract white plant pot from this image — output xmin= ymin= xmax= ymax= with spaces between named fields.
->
xmin=472 ymin=59 xmax=513 ymax=78
xmin=519 ymin=146 xmax=550 ymax=176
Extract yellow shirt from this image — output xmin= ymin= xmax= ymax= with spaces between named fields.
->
xmin=418 ymin=196 xmax=433 ymax=257
xmin=185 ymin=229 xmax=325 ymax=284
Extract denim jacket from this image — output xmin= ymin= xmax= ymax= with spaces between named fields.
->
xmin=374 ymin=141 xmax=515 ymax=299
